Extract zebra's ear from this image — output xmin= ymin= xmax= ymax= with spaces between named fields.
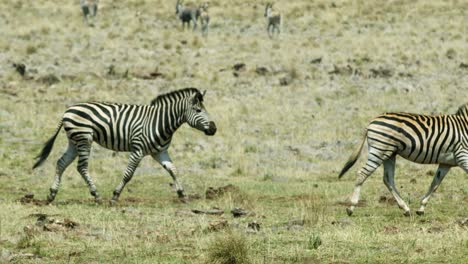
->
xmin=202 ymin=90 xmax=206 ymax=97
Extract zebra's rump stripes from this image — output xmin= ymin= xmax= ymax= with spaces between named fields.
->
xmin=367 ymin=113 xmax=464 ymax=165
xmin=339 ymin=105 xmax=468 ymax=216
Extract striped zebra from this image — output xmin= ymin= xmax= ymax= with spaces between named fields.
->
xmin=176 ymin=0 xmax=201 ymax=31
xmin=339 ymin=104 xmax=468 ymax=216
xmin=80 ymin=0 xmax=99 ymax=26
xmin=200 ymin=2 xmax=210 ymax=37
xmin=264 ymin=3 xmax=282 ymax=38
xmin=33 ymin=88 xmax=217 ymax=204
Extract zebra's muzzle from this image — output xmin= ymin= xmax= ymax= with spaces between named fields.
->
xmin=204 ymin=121 xmax=217 ymax=136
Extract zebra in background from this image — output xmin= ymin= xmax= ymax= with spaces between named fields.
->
xmin=264 ymin=3 xmax=282 ymax=38
xmin=33 ymin=88 xmax=217 ymax=204
xmin=339 ymin=104 xmax=468 ymax=216
xmin=80 ymin=0 xmax=99 ymax=26
xmin=176 ymin=0 xmax=201 ymax=31
xmin=200 ymin=2 xmax=210 ymax=37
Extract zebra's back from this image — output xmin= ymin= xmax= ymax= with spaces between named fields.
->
xmin=367 ymin=112 xmax=465 ymax=165
xmin=63 ymin=102 xmax=154 ymax=152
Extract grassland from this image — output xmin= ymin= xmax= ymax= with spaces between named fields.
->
xmin=0 ymin=0 xmax=467 ymax=263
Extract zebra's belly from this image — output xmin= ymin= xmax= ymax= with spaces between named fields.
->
xmin=397 ymin=150 xmax=457 ymax=165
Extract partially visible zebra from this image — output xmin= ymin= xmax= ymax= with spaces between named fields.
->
xmin=200 ymin=2 xmax=210 ymax=37
xmin=339 ymin=104 xmax=468 ymax=216
xmin=33 ymin=88 xmax=217 ymax=204
xmin=176 ymin=0 xmax=201 ymax=31
xmin=264 ymin=3 xmax=282 ymax=38
xmin=80 ymin=0 xmax=99 ymax=26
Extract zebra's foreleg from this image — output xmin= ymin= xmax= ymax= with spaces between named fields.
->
xmin=111 ymin=151 xmax=143 ymax=204
xmin=383 ymin=156 xmax=411 ymax=216
xmin=152 ymin=151 xmax=185 ymax=198
xmin=48 ymin=142 xmax=77 ymax=202
xmin=416 ymin=164 xmax=451 ymax=215
xmin=76 ymin=139 xmax=101 ymax=203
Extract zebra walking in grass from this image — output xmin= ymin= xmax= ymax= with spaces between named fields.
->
xmin=200 ymin=2 xmax=210 ymax=37
xmin=264 ymin=3 xmax=282 ymax=38
xmin=33 ymin=88 xmax=217 ymax=204
xmin=176 ymin=0 xmax=201 ymax=31
xmin=339 ymin=103 xmax=468 ymax=216
xmin=80 ymin=0 xmax=99 ymax=26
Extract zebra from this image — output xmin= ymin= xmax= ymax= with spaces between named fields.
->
xmin=80 ymin=0 xmax=99 ymax=26
xmin=200 ymin=2 xmax=210 ymax=37
xmin=264 ymin=3 xmax=282 ymax=38
xmin=32 ymin=88 xmax=217 ymax=204
xmin=176 ymin=0 xmax=201 ymax=31
xmin=339 ymin=104 xmax=468 ymax=216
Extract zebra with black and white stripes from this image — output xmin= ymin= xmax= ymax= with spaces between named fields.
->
xmin=33 ymin=88 xmax=217 ymax=204
xmin=339 ymin=104 xmax=468 ymax=216
xmin=80 ymin=0 xmax=99 ymax=26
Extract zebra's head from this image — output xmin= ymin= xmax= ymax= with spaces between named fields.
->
xmin=186 ymin=90 xmax=217 ymax=136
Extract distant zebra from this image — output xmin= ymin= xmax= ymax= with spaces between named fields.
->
xmin=200 ymin=2 xmax=210 ymax=37
xmin=264 ymin=3 xmax=282 ymax=38
xmin=33 ymin=88 xmax=217 ymax=204
xmin=176 ymin=0 xmax=201 ymax=31
xmin=339 ymin=104 xmax=468 ymax=216
xmin=80 ymin=0 xmax=99 ymax=26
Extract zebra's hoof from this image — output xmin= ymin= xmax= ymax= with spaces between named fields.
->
xmin=403 ymin=211 xmax=411 ymax=217
xmin=346 ymin=208 xmax=353 ymax=216
xmin=94 ymin=197 xmax=103 ymax=204
xmin=46 ymin=196 xmax=55 ymax=204
xmin=109 ymin=199 xmax=118 ymax=206
xmin=416 ymin=210 xmax=424 ymax=216
xmin=177 ymin=190 xmax=186 ymax=198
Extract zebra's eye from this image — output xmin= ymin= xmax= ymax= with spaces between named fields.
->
xmin=196 ymin=109 xmax=202 ymax=113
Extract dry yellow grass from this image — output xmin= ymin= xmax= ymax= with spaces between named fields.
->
xmin=0 ymin=0 xmax=467 ymax=263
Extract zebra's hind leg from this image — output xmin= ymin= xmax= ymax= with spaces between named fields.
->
xmin=111 ymin=151 xmax=143 ymax=204
xmin=152 ymin=151 xmax=185 ymax=199
xmin=416 ymin=164 xmax=451 ymax=215
xmin=48 ymin=141 xmax=77 ymax=203
xmin=383 ymin=156 xmax=411 ymax=216
xmin=347 ymin=147 xmax=387 ymax=216
xmin=75 ymin=138 xmax=101 ymax=203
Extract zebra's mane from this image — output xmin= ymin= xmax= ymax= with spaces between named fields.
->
xmin=455 ymin=103 xmax=468 ymax=116
xmin=150 ymin=88 xmax=203 ymax=105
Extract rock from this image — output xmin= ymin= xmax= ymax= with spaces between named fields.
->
xmin=207 ymin=219 xmax=229 ymax=232
xmin=310 ymin=57 xmax=322 ymax=64
xmin=331 ymin=218 xmax=353 ymax=227
xmin=192 ymin=208 xmax=224 ymax=215
xmin=231 ymin=208 xmax=248 ymax=218
xmin=233 ymin=63 xmax=246 ymax=71
xmin=12 ymin=63 xmax=26 ymax=76
xmin=247 ymin=221 xmax=260 ymax=231
xmin=205 ymin=184 xmax=240 ymax=200
xmin=255 ymin=66 xmax=269 ymax=75
xmin=279 ymin=75 xmax=292 ymax=86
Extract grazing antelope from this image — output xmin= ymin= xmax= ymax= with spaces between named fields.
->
xmin=33 ymin=88 xmax=217 ymax=204
xmin=176 ymin=0 xmax=201 ymax=31
xmin=339 ymin=104 xmax=468 ymax=216
xmin=264 ymin=3 xmax=282 ymax=38
xmin=200 ymin=2 xmax=210 ymax=36
xmin=80 ymin=0 xmax=99 ymax=26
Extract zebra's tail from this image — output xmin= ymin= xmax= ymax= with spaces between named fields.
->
xmin=338 ymin=129 xmax=367 ymax=179
xmin=32 ymin=121 xmax=63 ymax=169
